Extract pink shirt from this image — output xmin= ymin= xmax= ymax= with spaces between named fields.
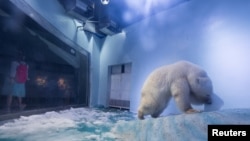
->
xmin=10 ymin=61 xmax=29 ymax=78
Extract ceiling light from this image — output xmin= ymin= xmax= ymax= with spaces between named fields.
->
xmin=101 ymin=0 xmax=110 ymax=5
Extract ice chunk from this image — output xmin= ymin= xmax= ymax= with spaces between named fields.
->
xmin=111 ymin=109 xmax=250 ymax=141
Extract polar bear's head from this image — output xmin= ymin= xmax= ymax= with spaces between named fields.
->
xmin=190 ymin=76 xmax=213 ymax=105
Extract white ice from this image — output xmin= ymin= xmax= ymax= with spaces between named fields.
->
xmin=0 ymin=108 xmax=249 ymax=141
xmin=0 ymin=107 xmax=136 ymax=141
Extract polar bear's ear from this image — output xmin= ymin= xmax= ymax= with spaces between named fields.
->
xmin=196 ymin=77 xmax=207 ymax=84
xmin=196 ymin=77 xmax=213 ymax=88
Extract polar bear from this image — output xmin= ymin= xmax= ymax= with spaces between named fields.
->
xmin=137 ymin=60 xmax=213 ymax=119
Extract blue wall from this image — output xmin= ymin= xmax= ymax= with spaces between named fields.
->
xmin=99 ymin=0 xmax=250 ymax=114
xmin=23 ymin=0 xmax=250 ymax=115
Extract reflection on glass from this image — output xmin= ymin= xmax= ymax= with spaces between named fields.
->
xmin=35 ymin=76 xmax=47 ymax=86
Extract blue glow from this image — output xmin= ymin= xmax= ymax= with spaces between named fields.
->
xmin=204 ymin=15 xmax=250 ymax=108
xmin=124 ymin=0 xmax=173 ymax=16
xmin=121 ymin=0 xmax=182 ymax=24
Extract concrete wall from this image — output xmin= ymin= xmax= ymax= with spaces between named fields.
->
xmin=99 ymin=0 xmax=250 ymax=114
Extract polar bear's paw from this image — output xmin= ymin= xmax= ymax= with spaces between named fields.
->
xmin=138 ymin=110 xmax=145 ymax=120
xmin=185 ymin=109 xmax=201 ymax=114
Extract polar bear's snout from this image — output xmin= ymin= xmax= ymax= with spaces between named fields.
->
xmin=206 ymin=95 xmax=212 ymax=104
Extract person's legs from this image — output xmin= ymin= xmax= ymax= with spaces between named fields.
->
xmin=4 ymin=78 xmax=14 ymax=113
xmin=13 ymin=83 xmax=26 ymax=111
xmin=18 ymin=97 xmax=26 ymax=110
xmin=6 ymin=95 xmax=12 ymax=112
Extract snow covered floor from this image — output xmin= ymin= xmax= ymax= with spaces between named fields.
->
xmin=0 ymin=108 xmax=249 ymax=141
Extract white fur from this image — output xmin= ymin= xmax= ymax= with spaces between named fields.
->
xmin=138 ymin=60 xmax=213 ymax=119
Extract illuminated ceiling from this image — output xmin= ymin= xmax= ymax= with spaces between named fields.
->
xmin=58 ymin=0 xmax=189 ymax=36
xmin=97 ymin=0 xmax=189 ymax=28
